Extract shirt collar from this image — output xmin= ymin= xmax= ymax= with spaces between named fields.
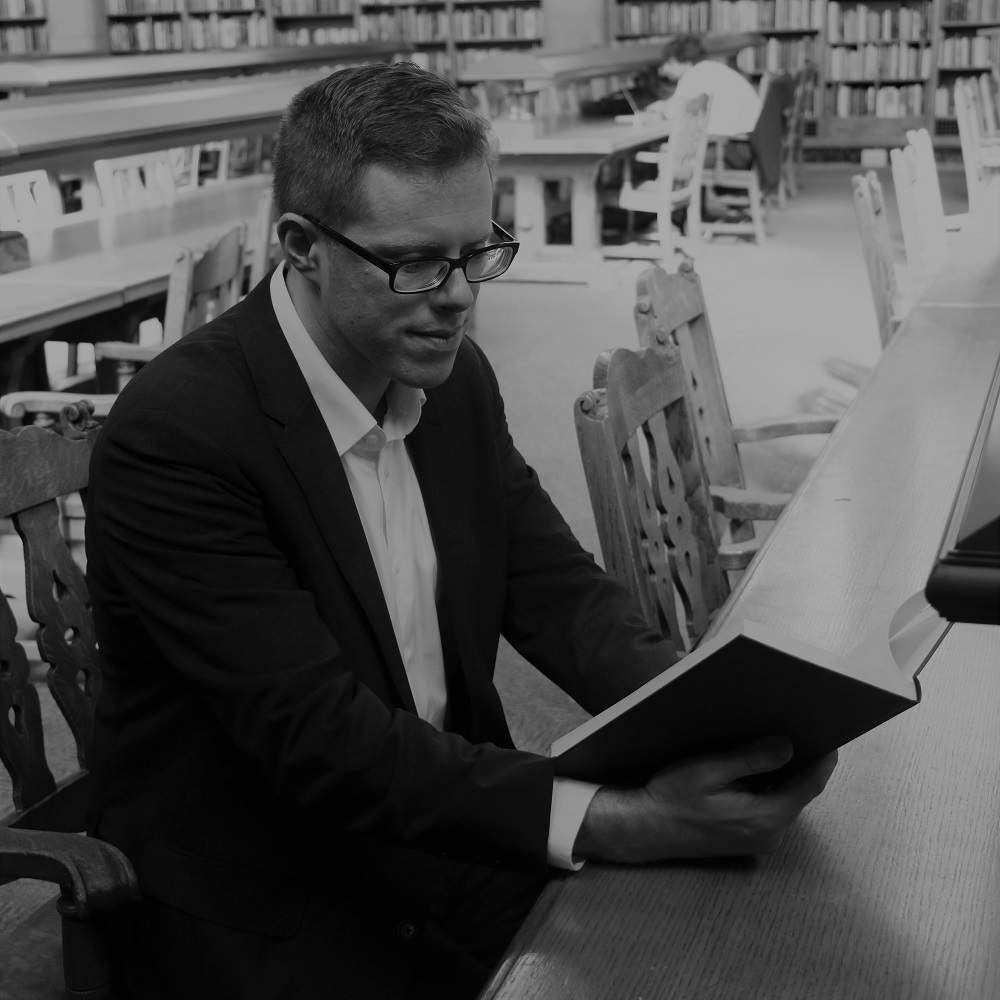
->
xmin=269 ymin=263 xmax=425 ymax=457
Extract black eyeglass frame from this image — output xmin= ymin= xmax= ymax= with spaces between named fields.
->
xmin=302 ymin=214 xmax=520 ymax=294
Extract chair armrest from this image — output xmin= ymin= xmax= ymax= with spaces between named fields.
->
xmin=0 ymin=828 xmax=139 ymax=919
xmin=711 ymin=485 xmax=790 ymax=522
xmin=718 ymin=538 xmax=759 ymax=571
xmin=634 ymin=150 xmax=660 ymax=164
xmin=93 ymin=341 xmax=162 ymax=364
xmin=1 ymin=391 xmax=118 ymax=421
xmin=730 ymin=414 xmax=838 ymax=442
xmin=944 ymin=212 xmax=967 ymax=232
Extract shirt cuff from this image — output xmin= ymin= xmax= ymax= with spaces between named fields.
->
xmin=546 ymin=778 xmax=601 ymax=871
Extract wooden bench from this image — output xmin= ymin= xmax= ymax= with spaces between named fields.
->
xmin=0 ymin=403 xmax=137 ymax=999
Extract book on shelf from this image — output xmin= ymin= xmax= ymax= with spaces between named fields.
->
xmin=551 ymin=596 xmax=949 ymax=786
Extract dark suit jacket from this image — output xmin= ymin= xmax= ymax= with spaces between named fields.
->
xmin=86 ymin=277 xmax=671 ymax=997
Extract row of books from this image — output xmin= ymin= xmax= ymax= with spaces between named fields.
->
xmin=735 ymin=36 xmax=817 ymax=71
xmin=937 ymin=32 xmax=1000 ymax=65
xmin=188 ymin=0 xmax=260 ymax=12
xmin=188 ymin=10 xmax=270 ymax=46
xmin=359 ymin=6 xmax=541 ymax=42
xmin=106 ymin=0 xmax=183 ymax=13
xmin=941 ymin=0 xmax=1000 ymax=20
xmin=716 ymin=0 xmax=824 ymax=30
xmin=826 ymin=40 xmax=932 ymax=78
xmin=827 ymin=2 xmax=928 ymax=42
xmin=108 ymin=18 xmax=184 ymax=49
xmin=615 ymin=1 xmax=712 ymax=36
xmin=275 ymin=0 xmax=354 ymax=13
xmin=0 ymin=22 xmax=44 ymax=50
xmin=275 ymin=24 xmax=359 ymax=42
xmin=932 ymin=73 xmax=995 ymax=113
xmin=826 ymin=80 xmax=925 ymax=114
xmin=0 ymin=0 xmax=44 ymax=18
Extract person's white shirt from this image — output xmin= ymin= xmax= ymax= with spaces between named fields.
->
xmin=651 ymin=60 xmax=761 ymax=137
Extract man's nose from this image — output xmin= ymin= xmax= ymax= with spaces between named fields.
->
xmin=433 ymin=264 xmax=476 ymax=310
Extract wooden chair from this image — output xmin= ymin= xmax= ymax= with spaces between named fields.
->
xmin=701 ymin=74 xmax=797 ymax=245
xmin=574 ymin=344 xmax=749 ymax=656
xmin=779 ymin=65 xmax=817 ymax=204
xmin=0 ymin=170 xmax=59 ymax=231
xmin=889 ymin=129 xmax=966 ymax=295
xmin=606 ymin=93 xmax=712 ymax=268
xmin=94 ymin=223 xmax=246 ymax=391
xmin=94 ymin=152 xmax=177 ymax=213
xmin=631 ymin=262 xmax=837 ymax=545
xmin=247 ymin=187 xmax=277 ymax=289
xmin=195 ymin=140 xmax=231 ymax=186
xmin=851 ymin=170 xmax=909 ymax=350
xmin=954 ymin=76 xmax=1000 ymax=214
xmin=0 ymin=405 xmax=139 ymax=1000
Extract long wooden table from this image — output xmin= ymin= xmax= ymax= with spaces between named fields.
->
xmin=494 ymin=117 xmax=672 ymax=282
xmin=482 ymin=171 xmax=1000 ymax=999
xmin=0 ymin=177 xmax=269 ymax=346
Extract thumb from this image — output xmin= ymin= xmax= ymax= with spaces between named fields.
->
xmin=711 ymin=735 xmax=794 ymax=785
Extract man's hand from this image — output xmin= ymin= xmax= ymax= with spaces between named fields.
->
xmin=573 ymin=736 xmax=838 ymax=864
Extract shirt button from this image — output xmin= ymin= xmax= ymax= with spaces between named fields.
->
xmin=396 ymin=921 xmax=418 ymax=942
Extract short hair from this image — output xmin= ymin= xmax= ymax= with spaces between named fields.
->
xmin=272 ymin=61 xmax=496 ymax=227
xmin=661 ymin=34 xmax=706 ymax=65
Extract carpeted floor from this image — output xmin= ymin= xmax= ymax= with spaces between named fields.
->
xmin=0 ymin=162 xmax=971 ymax=940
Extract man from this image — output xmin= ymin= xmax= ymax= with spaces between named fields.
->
xmin=86 ymin=61 xmax=835 ymax=1000
xmin=649 ymin=33 xmax=762 ymax=169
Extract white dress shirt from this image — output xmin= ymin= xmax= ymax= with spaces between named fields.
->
xmin=656 ymin=60 xmax=762 ymax=137
xmin=269 ymin=265 xmax=597 ymax=869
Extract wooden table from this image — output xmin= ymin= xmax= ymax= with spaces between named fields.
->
xmin=495 ymin=117 xmax=671 ymax=282
xmin=0 ymin=177 xmax=268 ymax=361
xmin=482 ymin=172 xmax=1000 ymax=1000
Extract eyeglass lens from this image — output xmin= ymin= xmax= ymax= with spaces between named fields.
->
xmin=393 ymin=244 xmax=515 ymax=292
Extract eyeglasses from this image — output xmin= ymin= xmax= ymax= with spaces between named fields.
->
xmin=303 ymin=215 xmax=520 ymax=294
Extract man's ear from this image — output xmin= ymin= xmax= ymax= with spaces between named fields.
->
xmin=276 ymin=213 xmax=322 ymax=282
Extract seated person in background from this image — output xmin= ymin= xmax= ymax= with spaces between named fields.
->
xmin=86 ymin=60 xmax=837 ymax=1000
xmin=647 ymin=32 xmax=762 ymax=170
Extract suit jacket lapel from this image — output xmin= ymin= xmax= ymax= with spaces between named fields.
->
xmin=234 ymin=284 xmax=417 ymax=714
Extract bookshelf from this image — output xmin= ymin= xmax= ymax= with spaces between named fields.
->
xmin=271 ymin=0 xmax=359 ymax=46
xmin=104 ymin=0 xmax=359 ymax=52
xmin=357 ymin=1 xmax=545 ymax=81
xmin=932 ymin=0 xmax=1000 ymax=144
xmin=611 ymin=0 xmax=998 ymax=146
xmin=1 ymin=0 xmax=47 ymax=55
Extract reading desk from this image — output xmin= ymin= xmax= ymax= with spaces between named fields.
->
xmin=481 ymin=171 xmax=1000 ymax=1000
xmin=495 ymin=117 xmax=672 ymax=282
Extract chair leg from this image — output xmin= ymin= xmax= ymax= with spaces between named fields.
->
xmin=749 ymin=177 xmax=767 ymax=244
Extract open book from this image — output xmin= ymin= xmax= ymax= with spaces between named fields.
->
xmin=552 ymin=595 xmax=950 ymax=785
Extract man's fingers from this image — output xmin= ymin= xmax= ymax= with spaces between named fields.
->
xmin=707 ymin=735 xmax=795 ymax=785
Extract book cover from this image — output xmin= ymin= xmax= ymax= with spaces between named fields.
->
xmin=552 ymin=609 xmax=948 ymax=786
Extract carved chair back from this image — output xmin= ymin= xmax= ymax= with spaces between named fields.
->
xmin=0 ymin=169 xmax=59 ymax=231
xmin=632 ymin=262 xmax=744 ymax=493
xmin=890 ymin=131 xmax=948 ymax=294
xmin=851 ymin=170 xmax=903 ymax=349
xmin=954 ymin=76 xmax=991 ymax=213
xmin=0 ymin=405 xmax=138 ymax=999
xmin=94 ymin=152 xmax=177 ymax=213
xmin=574 ymin=345 xmax=729 ymax=657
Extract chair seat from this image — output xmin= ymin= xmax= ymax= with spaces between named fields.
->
xmin=0 ymin=896 xmax=65 ymax=999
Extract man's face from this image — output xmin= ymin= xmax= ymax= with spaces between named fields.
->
xmin=308 ymin=157 xmax=494 ymax=412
